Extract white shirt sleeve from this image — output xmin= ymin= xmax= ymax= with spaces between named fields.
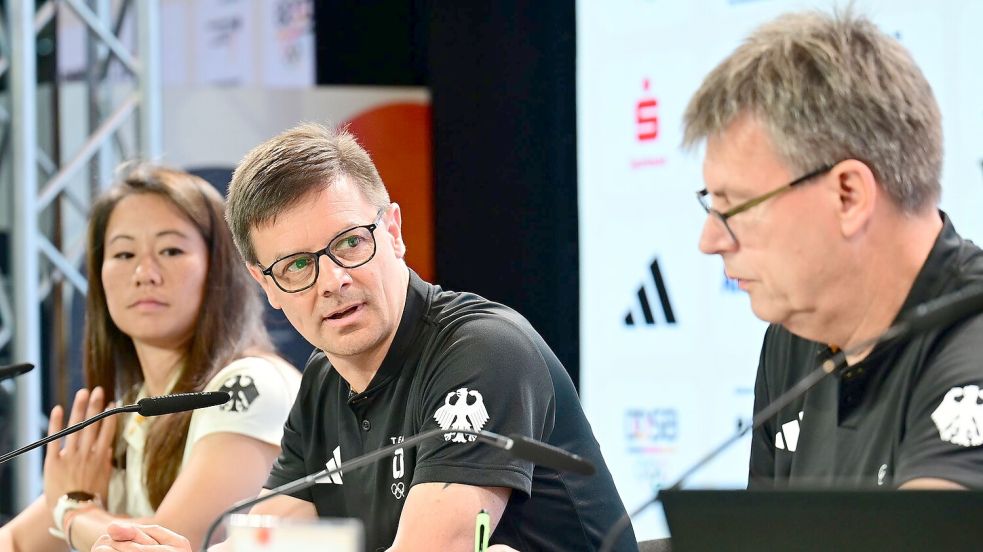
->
xmin=184 ymin=357 xmax=301 ymax=458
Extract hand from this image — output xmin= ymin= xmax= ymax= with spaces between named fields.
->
xmin=92 ymin=522 xmax=192 ymax=552
xmin=43 ymin=387 xmax=118 ymax=510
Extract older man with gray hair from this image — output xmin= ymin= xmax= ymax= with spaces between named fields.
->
xmin=687 ymin=9 xmax=983 ymax=489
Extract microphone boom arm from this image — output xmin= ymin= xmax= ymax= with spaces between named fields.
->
xmin=199 ymin=427 xmax=569 ymax=551
xmin=597 ymin=319 xmax=920 ymax=552
xmin=0 ymin=404 xmax=139 ymax=465
xmin=0 ymin=392 xmax=229 ymax=466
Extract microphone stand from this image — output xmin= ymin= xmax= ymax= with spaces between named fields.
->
xmin=0 ymin=390 xmax=229 ymax=544
xmin=598 ymin=319 xmax=922 ymax=552
xmin=0 ymin=391 xmax=229 ymax=465
xmin=0 ymin=404 xmax=140 ymax=465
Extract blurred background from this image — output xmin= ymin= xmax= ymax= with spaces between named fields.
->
xmin=0 ymin=0 xmax=980 ymax=540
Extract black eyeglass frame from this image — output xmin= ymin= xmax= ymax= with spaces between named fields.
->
xmin=259 ymin=208 xmax=387 ymax=293
xmin=696 ymin=163 xmax=835 ymax=243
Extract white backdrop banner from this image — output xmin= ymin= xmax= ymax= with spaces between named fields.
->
xmin=577 ymin=0 xmax=983 ymax=539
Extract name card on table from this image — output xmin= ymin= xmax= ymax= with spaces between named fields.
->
xmin=228 ymin=514 xmax=363 ymax=552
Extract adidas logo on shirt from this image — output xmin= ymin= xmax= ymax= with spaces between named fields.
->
xmin=316 ymin=446 xmax=343 ymax=485
xmin=775 ymin=411 xmax=804 ymax=452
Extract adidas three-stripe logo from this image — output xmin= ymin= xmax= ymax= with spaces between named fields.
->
xmin=775 ymin=411 xmax=804 ymax=452
xmin=316 ymin=446 xmax=343 ymax=484
xmin=625 ymin=258 xmax=676 ymax=326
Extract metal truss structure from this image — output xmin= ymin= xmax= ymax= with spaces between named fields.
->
xmin=0 ymin=0 xmax=160 ymax=509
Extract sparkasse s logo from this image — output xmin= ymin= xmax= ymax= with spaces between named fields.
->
xmin=631 ymin=78 xmax=666 ymax=170
xmin=624 ymin=258 xmax=676 ymax=326
xmin=636 ymin=78 xmax=659 ymax=142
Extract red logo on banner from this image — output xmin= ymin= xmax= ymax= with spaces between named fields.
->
xmin=631 ymin=78 xmax=666 ymax=170
xmin=636 ymin=79 xmax=659 ymax=142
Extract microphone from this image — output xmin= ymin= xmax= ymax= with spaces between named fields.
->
xmin=0 ymin=362 xmax=34 ymax=382
xmin=136 ymin=391 xmax=231 ymax=416
xmin=469 ymin=431 xmax=595 ymax=476
xmin=894 ymin=283 xmax=983 ymax=337
xmin=598 ymin=283 xmax=983 ymax=552
xmin=0 ymin=391 xmax=230 ymax=465
xmin=200 ymin=427 xmax=595 ymax=550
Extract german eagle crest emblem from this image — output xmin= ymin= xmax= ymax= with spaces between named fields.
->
xmin=219 ymin=374 xmax=260 ymax=412
xmin=433 ymin=387 xmax=489 ymax=443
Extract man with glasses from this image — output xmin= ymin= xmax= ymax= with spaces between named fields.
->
xmin=93 ymin=123 xmax=635 ymax=552
xmin=685 ymin=9 xmax=983 ymax=489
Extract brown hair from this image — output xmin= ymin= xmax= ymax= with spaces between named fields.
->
xmin=226 ymin=122 xmax=390 ymax=265
xmin=84 ymin=164 xmax=273 ymax=509
xmin=682 ymin=8 xmax=942 ymax=212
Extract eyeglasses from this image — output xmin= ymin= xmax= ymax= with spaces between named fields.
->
xmin=260 ymin=209 xmax=386 ymax=293
xmin=696 ymin=164 xmax=835 ymax=244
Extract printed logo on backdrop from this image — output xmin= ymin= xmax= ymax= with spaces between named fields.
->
xmin=636 ymin=79 xmax=659 ymax=142
xmin=624 ymin=258 xmax=676 ymax=326
xmin=626 ymin=408 xmax=679 ymax=452
xmin=625 ymin=408 xmax=679 ymax=489
xmin=735 ymin=386 xmax=754 ymax=433
xmin=274 ymin=0 xmax=313 ymax=63
xmin=722 ymin=270 xmax=741 ymax=293
xmin=631 ymin=78 xmax=667 ymax=170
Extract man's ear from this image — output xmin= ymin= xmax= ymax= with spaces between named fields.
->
xmin=833 ymin=159 xmax=879 ymax=238
xmin=385 ymin=203 xmax=407 ymax=259
xmin=246 ymin=263 xmax=282 ymax=310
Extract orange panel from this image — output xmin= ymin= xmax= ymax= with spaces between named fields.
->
xmin=346 ymin=103 xmax=435 ymax=282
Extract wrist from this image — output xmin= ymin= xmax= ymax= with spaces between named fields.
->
xmin=49 ymin=491 xmax=102 ymax=541
xmin=63 ymin=505 xmax=97 ymax=551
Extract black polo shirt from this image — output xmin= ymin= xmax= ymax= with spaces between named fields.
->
xmin=266 ymin=271 xmax=636 ymax=551
xmin=749 ymin=213 xmax=983 ymax=488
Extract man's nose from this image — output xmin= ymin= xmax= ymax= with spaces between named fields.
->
xmin=315 ymin=254 xmax=353 ymax=296
xmin=698 ymin=214 xmax=736 ymax=255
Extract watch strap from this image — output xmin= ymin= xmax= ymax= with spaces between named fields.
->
xmin=50 ymin=491 xmax=102 ymax=541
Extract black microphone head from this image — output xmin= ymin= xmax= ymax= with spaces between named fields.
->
xmin=0 ymin=363 xmax=35 ymax=381
xmin=507 ymin=434 xmax=596 ymax=476
xmin=136 ymin=391 xmax=231 ymax=417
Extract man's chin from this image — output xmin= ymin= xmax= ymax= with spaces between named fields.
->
xmin=319 ymin=333 xmax=380 ymax=359
xmin=747 ymin=297 xmax=789 ymax=326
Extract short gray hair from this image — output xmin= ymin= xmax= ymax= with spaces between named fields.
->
xmin=682 ymin=9 xmax=942 ymax=212
xmin=227 ymin=122 xmax=390 ymax=264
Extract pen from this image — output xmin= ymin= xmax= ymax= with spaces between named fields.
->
xmin=474 ymin=508 xmax=490 ymax=552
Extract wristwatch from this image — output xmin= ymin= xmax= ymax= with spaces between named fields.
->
xmin=50 ymin=491 xmax=102 ymax=540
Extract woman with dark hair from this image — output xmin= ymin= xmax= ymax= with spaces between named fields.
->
xmin=0 ymin=165 xmax=300 ymax=552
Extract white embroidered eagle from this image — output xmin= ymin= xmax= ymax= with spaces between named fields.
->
xmin=931 ymin=385 xmax=983 ymax=447
xmin=433 ymin=387 xmax=489 ymax=443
